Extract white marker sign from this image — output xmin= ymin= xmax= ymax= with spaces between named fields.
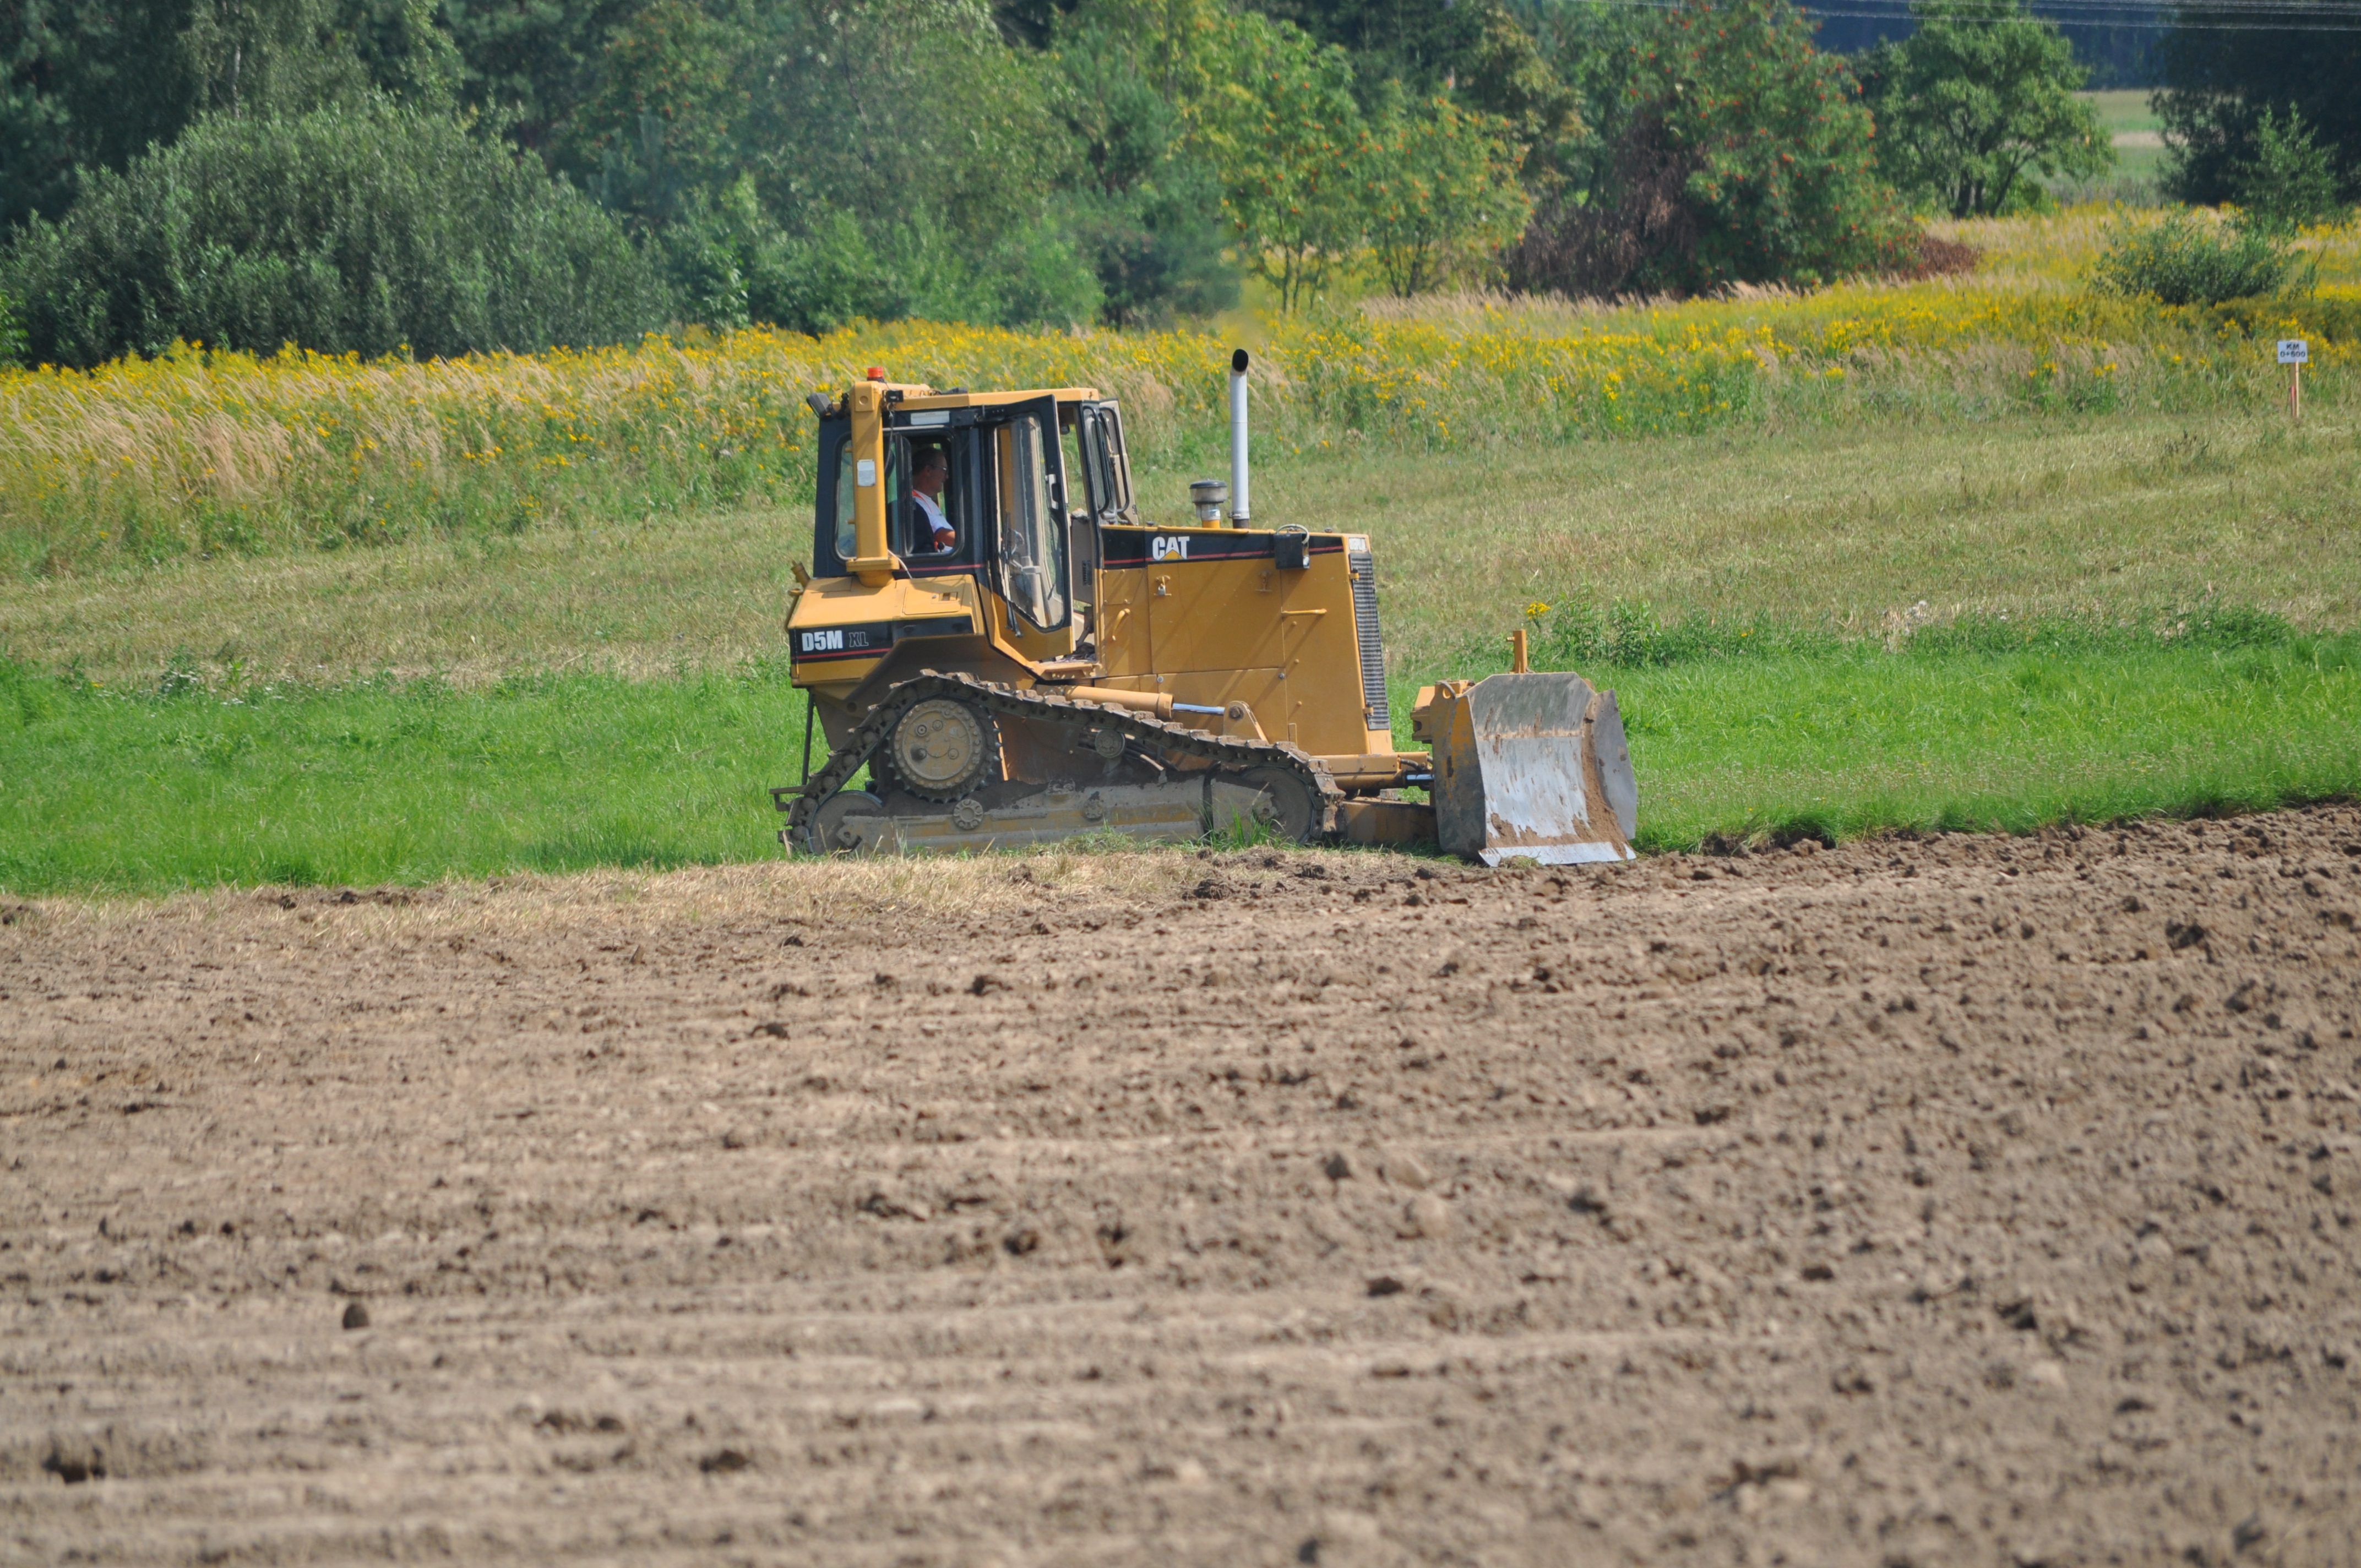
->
xmin=2278 ymin=339 xmax=2309 ymax=364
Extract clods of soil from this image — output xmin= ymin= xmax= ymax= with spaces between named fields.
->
xmin=4 ymin=807 xmax=2360 ymax=1565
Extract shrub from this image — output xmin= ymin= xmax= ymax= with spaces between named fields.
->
xmin=1884 ymin=230 xmax=1983 ymax=280
xmin=2 ymin=99 xmax=667 ymax=367
xmin=2089 ymin=210 xmax=2304 ymax=306
xmin=2200 ymin=293 xmax=2361 ymax=345
xmin=0 ymin=288 xmax=24 ymax=367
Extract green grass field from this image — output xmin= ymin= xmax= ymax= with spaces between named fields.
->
xmin=6 ymin=614 xmax=2355 ymax=892
xmin=4 ymin=208 xmax=2359 ymax=892
xmin=6 ymin=399 xmax=2359 ymax=894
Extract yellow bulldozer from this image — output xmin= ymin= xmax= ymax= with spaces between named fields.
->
xmin=773 ymin=353 xmax=1637 ymax=864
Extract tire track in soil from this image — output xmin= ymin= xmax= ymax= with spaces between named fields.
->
xmin=4 ymin=807 xmax=2361 ymax=1566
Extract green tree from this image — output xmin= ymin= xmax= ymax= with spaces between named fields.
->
xmin=571 ymin=0 xmax=752 ymax=228
xmin=1052 ymin=15 xmax=1237 ymax=323
xmin=2234 ymin=107 xmax=2346 ymax=234
xmin=1 ymin=98 xmax=663 ymax=364
xmin=1242 ymin=0 xmax=1482 ymax=100
xmin=1457 ymin=2 xmax=1578 ymax=150
xmin=557 ymin=0 xmax=1107 ymax=329
xmin=1361 ymin=93 xmax=1530 ymax=296
xmin=438 ymin=0 xmax=643 ymax=159
xmin=2 ymin=0 xmax=216 ymax=231
xmin=1859 ymin=0 xmax=2109 ymax=217
xmin=738 ymin=0 xmax=1070 ymax=249
xmin=1189 ymin=8 xmax=1367 ymax=311
xmin=1511 ymin=0 xmax=1900 ymax=297
xmin=2157 ymin=3 xmax=2358 ymax=208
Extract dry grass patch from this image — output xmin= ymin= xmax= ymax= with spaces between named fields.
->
xmin=13 ymin=843 xmax=1216 ymax=939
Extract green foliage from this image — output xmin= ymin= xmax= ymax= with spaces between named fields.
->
xmin=1858 ymin=0 xmax=2110 ymax=219
xmin=574 ymin=0 xmax=751 ymax=230
xmin=1 ymin=0 xmax=462 ymax=233
xmin=1190 ymin=9 xmax=1369 ymax=311
xmin=0 ymin=99 xmax=666 ymax=366
xmin=1361 ymin=94 xmax=1531 ymax=297
xmin=439 ymin=0 xmax=643 ymax=161
xmin=738 ymin=0 xmax=1074 ymax=262
xmin=2158 ymin=4 xmax=2359 ymax=208
xmin=1052 ymin=17 xmax=1238 ymax=325
xmin=1508 ymin=0 xmax=1903 ymax=297
xmin=1244 ymin=0 xmax=1487 ymax=97
xmin=1650 ymin=0 xmax=1901 ymax=290
xmin=0 ymin=285 xmax=21 ymax=366
xmin=2090 ymin=209 xmax=2306 ymax=307
xmin=567 ymin=0 xmax=1110 ymax=330
xmin=2234 ymin=108 xmax=2347 ymax=236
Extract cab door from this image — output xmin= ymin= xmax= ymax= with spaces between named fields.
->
xmin=980 ymin=395 xmax=1075 ymax=661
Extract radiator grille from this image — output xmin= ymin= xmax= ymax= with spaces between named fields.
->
xmin=1347 ymin=545 xmax=1390 ymax=731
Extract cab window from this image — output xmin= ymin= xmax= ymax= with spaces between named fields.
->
xmin=896 ymin=434 xmax=981 ymax=562
xmin=1079 ymin=404 xmax=1133 ymax=522
xmin=830 ymin=437 xmax=902 ymax=564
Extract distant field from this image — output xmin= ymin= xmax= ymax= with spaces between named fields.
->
xmin=2063 ymin=90 xmax=2166 ymax=196
xmin=2081 ymin=89 xmax=2160 ymax=136
xmin=3 ymin=207 xmax=2358 ymax=892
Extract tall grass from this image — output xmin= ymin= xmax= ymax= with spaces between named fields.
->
xmin=3 ymin=205 xmax=2353 ymax=578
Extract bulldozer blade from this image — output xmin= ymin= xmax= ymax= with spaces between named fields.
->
xmin=1431 ymin=673 xmax=1637 ymax=867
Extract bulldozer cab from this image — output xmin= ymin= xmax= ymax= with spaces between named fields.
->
xmin=807 ymin=386 xmax=1135 ymax=660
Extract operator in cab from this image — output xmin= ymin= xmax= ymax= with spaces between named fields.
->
xmin=910 ymin=442 xmax=954 ymax=553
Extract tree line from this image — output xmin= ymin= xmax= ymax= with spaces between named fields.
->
xmin=0 ymin=0 xmax=2353 ymax=366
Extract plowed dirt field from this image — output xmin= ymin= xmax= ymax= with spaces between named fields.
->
xmin=7 ymin=808 xmax=2361 ymax=1567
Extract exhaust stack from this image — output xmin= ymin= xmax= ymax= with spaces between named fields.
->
xmin=1228 ymin=349 xmax=1250 ymax=526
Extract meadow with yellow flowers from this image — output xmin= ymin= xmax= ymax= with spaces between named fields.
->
xmin=2 ymin=206 xmax=2353 ymax=580
xmin=3 ymin=206 xmax=2358 ymax=892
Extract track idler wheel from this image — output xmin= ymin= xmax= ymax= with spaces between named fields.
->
xmin=807 ymin=790 xmax=886 ymax=854
xmin=878 ymin=697 xmax=999 ymax=802
xmin=1234 ymin=765 xmax=1319 ymax=843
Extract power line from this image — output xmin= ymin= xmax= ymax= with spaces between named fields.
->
xmin=1553 ymin=0 xmax=2361 ymax=27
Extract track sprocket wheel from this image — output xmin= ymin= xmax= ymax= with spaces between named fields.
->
xmin=875 ymin=696 xmax=1000 ymax=802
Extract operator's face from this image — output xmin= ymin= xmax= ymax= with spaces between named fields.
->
xmin=915 ymin=457 xmax=948 ymax=498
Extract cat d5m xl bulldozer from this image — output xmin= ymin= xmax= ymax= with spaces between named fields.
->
xmin=772 ymin=355 xmax=1637 ymax=864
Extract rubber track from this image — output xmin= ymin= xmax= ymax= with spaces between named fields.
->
xmin=779 ymin=671 xmax=1342 ymax=848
